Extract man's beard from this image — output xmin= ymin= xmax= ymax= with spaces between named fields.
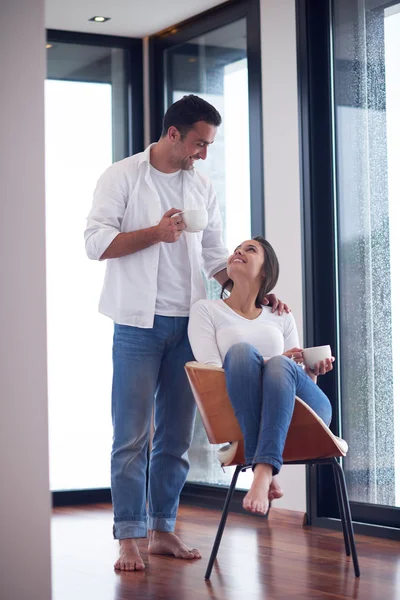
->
xmin=181 ymin=156 xmax=197 ymax=170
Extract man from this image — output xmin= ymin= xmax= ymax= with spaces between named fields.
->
xmin=85 ymin=95 xmax=286 ymax=572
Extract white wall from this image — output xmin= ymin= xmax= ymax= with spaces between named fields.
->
xmin=0 ymin=2 xmax=52 ymax=599
xmin=260 ymin=0 xmax=306 ymax=512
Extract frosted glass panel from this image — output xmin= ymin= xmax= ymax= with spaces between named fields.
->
xmin=333 ymin=1 xmax=400 ymax=506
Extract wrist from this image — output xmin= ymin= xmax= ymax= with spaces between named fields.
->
xmin=149 ymin=224 xmax=162 ymax=244
xmin=307 ymin=370 xmax=317 ymax=383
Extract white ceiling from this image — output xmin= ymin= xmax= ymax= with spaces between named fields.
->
xmin=46 ymin=0 xmax=228 ymax=38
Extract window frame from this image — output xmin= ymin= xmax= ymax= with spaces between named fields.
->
xmin=296 ymin=0 xmax=400 ymax=540
xmin=46 ymin=29 xmax=143 ymax=503
xmin=47 ymin=29 xmax=144 ymax=158
xmin=148 ymin=0 xmax=265 ymax=238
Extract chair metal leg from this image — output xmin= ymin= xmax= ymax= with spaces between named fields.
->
xmin=205 ymin=465 xmax=242 ymax=580
xmin=333 ymin=459 xmax=360 ymax=577
xmin=331 ymin=459 xmax=351 ymax=556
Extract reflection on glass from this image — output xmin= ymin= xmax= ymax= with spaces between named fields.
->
xmin=165 ymin=19 xmax=253 ymax=489
xmin=333 ymin=1 xmax=400 ymax=506
xmin=46 ymin=43 xmax=128 ymax=490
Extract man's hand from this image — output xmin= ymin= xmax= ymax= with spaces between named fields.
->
xmin=262 ymin=294 xmax=290 ymax=316
xmin=156 ymin=208 xmax=186 ymax=243
xmin=99 ymin=208 xmax=185 ymax=259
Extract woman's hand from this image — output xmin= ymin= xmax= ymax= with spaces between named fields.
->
xmin=305 ymin=357 xmax=335 ymax=381
xmin=282 ymin=350 xmax=335 ymax=382
xmin=283 ymin=348 xmax=304 ymax=364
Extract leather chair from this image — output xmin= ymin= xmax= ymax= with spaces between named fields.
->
xmin=184 ymin=361 xmax=360 ymax=579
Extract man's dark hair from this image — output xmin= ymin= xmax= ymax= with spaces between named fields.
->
xmin=161 ymin=94 xmax=222 ymax=138
xmin=221 ymin=237 xmax=280 ymax=308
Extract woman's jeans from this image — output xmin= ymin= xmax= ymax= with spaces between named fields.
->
xmin=223 ymin=343 xmax=332 ymax=475
xmin=111 ymin=317 xmax=196 ymax=539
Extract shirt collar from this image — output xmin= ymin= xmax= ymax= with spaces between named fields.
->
xmin=137 ymin=143 xmax=154 ymax=166
xmin=138 ymin=143 xmax=195 ymax=177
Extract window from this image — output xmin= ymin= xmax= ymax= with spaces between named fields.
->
xmin=333 ymin=0 xmax=400 ymax=508
xmin=297 ymin=0 xmax=400 ymax=532
xmin=46 ymin=34 xmax=142 ymax=491
xmin=166 ymin=19 xmax=251 ymax=298
xmin=150 ymin=0 xmax=263 ymax=490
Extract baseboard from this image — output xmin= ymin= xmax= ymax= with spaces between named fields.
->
xmin=52 ymin=488 xmax=112 ymax=507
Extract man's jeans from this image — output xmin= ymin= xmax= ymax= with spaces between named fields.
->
xmin=111 ymin=317 xmax=196 ymax=539
xmin=223 ymin=343 xmax=332 ymax=475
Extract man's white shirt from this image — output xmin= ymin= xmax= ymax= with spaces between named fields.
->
xmin=149 ymin=165 xmax=191 ymax=317
xmin=84 ymin=145 xmax=229 ymax=327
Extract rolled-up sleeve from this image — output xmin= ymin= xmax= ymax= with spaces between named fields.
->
xmin=84 ymin=165 xmax=128 ymax=260
xmin=201 ymin=181 xmax=229 ymax=279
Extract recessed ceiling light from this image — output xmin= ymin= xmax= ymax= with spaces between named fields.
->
xmin=46 ymin=43 xmax=53 ymax=49
xmin=188 ymin=57 xmax=197 ymax=63
xmin=89 ymin=16 xmax=110 ymax=23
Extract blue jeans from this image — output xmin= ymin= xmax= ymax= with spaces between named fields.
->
xmin=223 ymin=343 xmax=332 ymax=475
xmin=111 ymin=317 xmax=196 ymax=539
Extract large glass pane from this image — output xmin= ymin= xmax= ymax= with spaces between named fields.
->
xmin=46 ymin=42 xmax=129 ymax=490
xmin=333 ymin=1 xmax=400 ymax=506
xmin=164 ymin=19 xmax=252 ymax=489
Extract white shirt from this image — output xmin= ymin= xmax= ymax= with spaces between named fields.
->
xmin=84 ymin=145 xmax=229 ymax=328
xmin=149 ymin=165 xmax=191 ymax=316
xmin=188 ymin=299 xmax=300 ymax=367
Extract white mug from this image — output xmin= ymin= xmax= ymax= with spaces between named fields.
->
xmin=176 ymin=209 xmax=208 ymax=233
xmin=302 ymin=345 xmax=332 ymax=369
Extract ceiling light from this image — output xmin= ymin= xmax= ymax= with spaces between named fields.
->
xmin=46 ymin=43 xmax=53 ymax=49
xmin=188 ymin=57 xmax=197 ymax=63
xmin=89 ymin=16 xmax=111 ymax=23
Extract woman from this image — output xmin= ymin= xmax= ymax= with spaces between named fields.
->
xmin=188 ymin=237 xmax=333 ymax=516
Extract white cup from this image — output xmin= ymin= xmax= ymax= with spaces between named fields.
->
xmin=177 ymin=209 xmax=208 ymax=233
xmin=302 ymin=345 xmax=332 ymax=369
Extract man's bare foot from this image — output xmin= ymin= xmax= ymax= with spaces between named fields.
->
xmin=243 ymin=464 xmax=273 ymax=515
xmin=269 ymin=476 xmax=284 ymax=501
xmin=148 ymin=531 xmax=201 ymax=559
xmin=114 ymin=539 xmax=145 ymax=571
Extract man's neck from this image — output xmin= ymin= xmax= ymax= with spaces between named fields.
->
xmin=150 ymin=141 xmax=180 ymax=174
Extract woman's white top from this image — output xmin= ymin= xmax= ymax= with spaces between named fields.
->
xmin=188 ymin=298 xmax=300 ymax=367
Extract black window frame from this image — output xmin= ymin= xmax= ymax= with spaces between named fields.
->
xmin=148 ymin=0 xmax=265 ymax=238
xmin=46 ymin=29 xmax=143 ymax=505
xmin=46 ymin=29 xmax=144 ymax=158
xmin=296 ymin=0 xmax=400 ymax=540
xmin=147 ymin=0 xmax=265 ymax=502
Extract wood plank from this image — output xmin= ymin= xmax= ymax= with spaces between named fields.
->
xmin=51 ymin=503 xmax=400 ymax=600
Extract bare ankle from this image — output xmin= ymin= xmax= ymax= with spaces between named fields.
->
xmin=119 ymin=538 xmax=138 ymax=548
xmin=253 ymin=463 xmax=273 ymax=480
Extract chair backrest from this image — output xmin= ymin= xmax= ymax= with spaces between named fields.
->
xmin=185 ymin=361 xmax=347 ymax=463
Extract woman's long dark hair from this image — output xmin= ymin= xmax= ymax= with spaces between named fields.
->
xmin=220 ymin=236 xmax=280 ymax=308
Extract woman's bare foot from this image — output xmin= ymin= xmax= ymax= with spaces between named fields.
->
xmin=114 ymin=539 xmax=145 ymax=571
xmin=269 ymin=476 xmax=284 ymax=501
xmin=148 ymin=531 xmax=201 ymax=559
xmin=243 ymin=464 xmax=273 ymax=515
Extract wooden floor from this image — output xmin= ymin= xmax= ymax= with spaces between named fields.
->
xmin=52 ymin=503 xmax=400 ymax=600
